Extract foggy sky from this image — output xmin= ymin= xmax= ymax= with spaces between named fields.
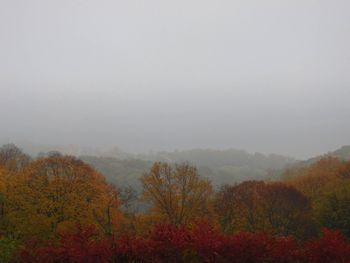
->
xmin=1 ymin=0 xmax=350 ymax=159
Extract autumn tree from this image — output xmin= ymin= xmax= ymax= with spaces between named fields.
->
xmin=286 ymin=158 xmax=350 ymax=237
xmin=290 ymin=158 xmax=347 ymax=201
xmin=259 ymin=182 xmax=316 ymax=238
xmin=214 ymin=181 xmax=315 ymax=238
xmin=317 ymin=180 xmax=350 ymax=238
xmin=0 ymin=144 xmax=30 ymax=172
xmin=140 ymin=162 xmax=213 ymax=226
xmin=3 ymin=156 xmax=121 ymax=241
xmin=214 ymin=181 xmax=265 ymax=233
xmin=0 ymin=168 xmax=7 ymax=221
xmin=93 ymin=183 xmax=121 ymax=235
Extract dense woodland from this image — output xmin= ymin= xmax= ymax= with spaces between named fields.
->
xmin=1 ymin=143 xmax=350 ymax=262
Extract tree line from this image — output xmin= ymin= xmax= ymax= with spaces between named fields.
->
xmin=0 ymin=144 xmax=350 ymax=262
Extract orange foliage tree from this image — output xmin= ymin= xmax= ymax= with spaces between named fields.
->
xmin=290 ymin=158 xmax=347 ymax=202
xmin=1 ymin=156 xmax=121 ymax=241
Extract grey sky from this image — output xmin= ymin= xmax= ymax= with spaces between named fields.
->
xmin=1 ymin=0 xmax=349 ymax=158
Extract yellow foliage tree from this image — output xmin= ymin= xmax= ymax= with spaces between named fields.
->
xmin=140 ymin=162 xmax=213 ymax=226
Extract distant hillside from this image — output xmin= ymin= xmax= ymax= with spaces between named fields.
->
xmin=5 ymin=141 xmax=131 ymax=159
xmin=297 ymin=145 xmax=350 ymax=167
xmin=80 ymin=156 xmax=153 ymax=190
xmin=81 ymin=149 xmax=296 ymax=188
xmin=138 ymin=149 xmax=295 ymax=170
xmin=9 ymin=141 xmax=297 ymax=188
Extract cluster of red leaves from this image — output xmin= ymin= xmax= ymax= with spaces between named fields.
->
xmin=20 ymin=225 xmax=112 ymax=263
xmin=301 ymin=229 xmax=350 ymax=263
xmin=20 ymin=223 xmax=350 ymax=263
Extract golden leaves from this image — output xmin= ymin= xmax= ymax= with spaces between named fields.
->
xmin=140 ymin=162 xmax=213 ymax=226
xmin=0 ymin=156 xmax=121 ymax=241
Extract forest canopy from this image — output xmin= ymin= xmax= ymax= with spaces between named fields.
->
xmin=1 ymin=144 xmax=350 ymax=262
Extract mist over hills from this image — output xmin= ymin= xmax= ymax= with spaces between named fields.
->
xmin=82 ymin=145 xmax=350 ymax=188
xmin=0 ymin=141 xmax=131 ymax=159
xmin=296 ymin=145 xmax=350 ymax=168
xmin=80 ymin=148 xmax=296 ymax=188
xmin=4 ymin=141 xmax=350 ymax=189
xmin=1 ymin=141 xmax=297 ymax=187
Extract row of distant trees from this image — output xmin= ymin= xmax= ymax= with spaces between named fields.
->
xmin=80 ymin=148 xmax=294 ymax=190
xmin=0 ymin=144 xmax=350 ymax=262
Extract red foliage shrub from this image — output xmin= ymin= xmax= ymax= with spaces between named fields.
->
xmin=190 ymin=221 xmax=226 ymax=262
xmin=301 ymin=229 xmax=350 ymax=263
xmin=112 ymin=224 xmax=192 ymax=262
xmin=148 ymin=224 xmax=191 ymax=262
xmin=20 ymin=224 xmax=111 ymax=263
xmin=19 ymin=224 xmax=350 ymax=263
